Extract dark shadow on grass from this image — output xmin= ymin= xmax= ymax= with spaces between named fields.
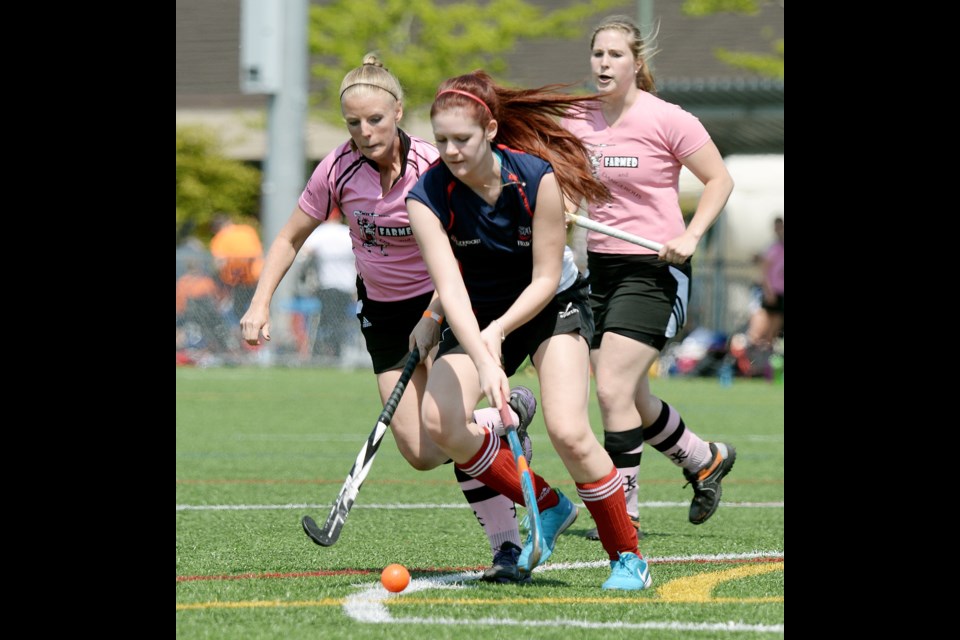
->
xmin=569 ymin=526 xmax=670 ymax=540
xmin=477 ymin=577 xmax=569 ymax=587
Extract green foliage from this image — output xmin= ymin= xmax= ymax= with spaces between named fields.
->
xmin=176 ymin=126 xmax=262 ymax=243
xmin=308 ymin=0 xmax=623 ymax=122
xmin=682 ymin=0 xmax=783 ymax=79
xmin=716 ymin=38 xmax=783 ymax=79
xmin=682 ymin=0 xmax=764 ymax=16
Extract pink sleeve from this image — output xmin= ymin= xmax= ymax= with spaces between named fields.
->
xmin=664 ymin=106 xmax=711 ymax=160
xmin=298 ymin=149 xmax=340 ymax=222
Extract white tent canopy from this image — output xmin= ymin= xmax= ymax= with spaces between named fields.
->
xmin=680 ymin=154 xmax=783 ymax=261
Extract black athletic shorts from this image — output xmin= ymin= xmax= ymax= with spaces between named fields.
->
xmin=436 ymin=275 xmax=594 ymax=376
xmin=586 ymin=252 xmax=691 ymax=352
xmin=356 ymin=277 xmax=434 ymax=373
xmin=761 ymin=294 xmax=784 ymax=314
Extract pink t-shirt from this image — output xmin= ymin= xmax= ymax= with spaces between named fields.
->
xmin=561 ymin=91 xmax=710 ymax=255
xmin=299 ymin=131 xmax=439 ymax=301
xmin=764 ymin=242 xmax=784 ymax=295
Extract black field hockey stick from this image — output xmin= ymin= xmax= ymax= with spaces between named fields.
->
xmin=499 ymin=390 xmax=542 ymax=573
xmin=302 ymin=350 xmax=420 ymax=546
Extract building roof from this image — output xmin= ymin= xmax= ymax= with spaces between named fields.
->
xmin=176 ymin=0 xmax=783 ymax=157
xmin=660 ymin=79 xmax=783 ymax=156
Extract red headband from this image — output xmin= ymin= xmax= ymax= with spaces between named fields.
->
xmin=435 ymin=89 xmax=492 ymax=116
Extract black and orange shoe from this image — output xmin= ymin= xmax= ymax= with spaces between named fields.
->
xmin=683 ymin=442 xmax=737 ymax=524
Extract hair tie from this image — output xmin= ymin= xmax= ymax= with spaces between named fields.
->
xmin=340 ymin=83 xmax=398 ymax=101
xmin=435 ymin=89 xmax=492 ymax=116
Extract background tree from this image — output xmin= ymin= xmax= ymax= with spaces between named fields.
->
xmin=176 ymin=126 xmax=262 ymax=244
xmin=308 ymin=0 xmax=623 ymax=122
xmin=682 ymin=0 xmax=783 ymax=79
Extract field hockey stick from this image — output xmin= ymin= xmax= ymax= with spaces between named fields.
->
xmin=498 ymin=390 xmax=542 ymax=573
xmin=302 ymin=349 xmax=420 ymax=546
xmin=565 ymin=211 xmax=664 ymax=252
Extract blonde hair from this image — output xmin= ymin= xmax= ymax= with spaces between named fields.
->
xmin=338 ymin=53 xmax=403 ymax=103
xmin=590 ymin=15 xmax=659 ymax=94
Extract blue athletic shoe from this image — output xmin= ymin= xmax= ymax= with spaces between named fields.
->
xmin=518 ymin=490 xmax=578 ymax=573
xmin=601 ymin=551 xmax=653 ymax=590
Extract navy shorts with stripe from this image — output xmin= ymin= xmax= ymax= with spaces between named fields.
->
xmin=436 ymin=275 xmax=594 ymax=376
xmin=586 ymin=252 xmax=691 ymax=352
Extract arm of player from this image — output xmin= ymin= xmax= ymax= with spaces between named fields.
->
xmin=407 ymin=199 xmax=508 ymax=408
xmin=408 ymin=291 xmax=445 ymax=365
xmin=241 ymin=206 xmax=321 ymax=344
xmin=669 ymin=141 xmax=734 ymax=264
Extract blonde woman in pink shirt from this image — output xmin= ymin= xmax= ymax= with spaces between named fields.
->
xmin=240 ymin=56 xmax=537 ymax=583
xmin=560 ymin=16 xmax=736 ymax=539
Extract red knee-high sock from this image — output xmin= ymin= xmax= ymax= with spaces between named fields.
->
xmin=577 ymin=467 xmax=640 ymax=560
xmin=456 ymin=428 xmax=558 ymax=511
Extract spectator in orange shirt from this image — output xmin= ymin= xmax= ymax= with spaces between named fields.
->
xmin=176 ymin=260 xmax=228 ymax=350
xmin=210 ymin=214 xmax=264 ymax=321
xmin=176 ymin=261 xmax=218 ymax=316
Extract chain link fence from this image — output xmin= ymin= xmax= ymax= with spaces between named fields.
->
xmin=176 ymin=246 xmax=760 ymax=368
xmin=176 ymin=246 xmax=366 ymax=368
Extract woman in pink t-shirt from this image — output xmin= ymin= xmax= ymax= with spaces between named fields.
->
xmin=748 ymin=216 xmax=784 ymax=348
xmin=560 ymin=16 xmax=736 ymax=538
xmin=239 ymin=56 xmax=536 ymax=582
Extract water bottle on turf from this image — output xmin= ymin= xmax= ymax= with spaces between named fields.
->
xmin=719 ymin=358 xmax=733 ymax=388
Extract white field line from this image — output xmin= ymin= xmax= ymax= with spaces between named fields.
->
xmin=344 ymin=552 xmax=783 ymax=633
xmin=232 ymin=434 xmax=366 ymax=441
xmin=706 ymin=434 xmax=783 ymax=443
xmin=390 ymin=618 xmax=783 ymax=633
xmin=232 ymin=432 xmax=783 ymax=442
xmin=176 ymin=500 xmax=784 ymax=511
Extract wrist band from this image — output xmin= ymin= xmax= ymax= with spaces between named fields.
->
xmin=422 ymin=310 xmax=443 ymax=325
xmin=493 ymin=319 xmax=506 ymax=343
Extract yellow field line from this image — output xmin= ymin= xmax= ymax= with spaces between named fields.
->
xmin=657 ymin=564 xmax=783 ymax=603
xmin=178 ymin=599 xmax=342 ymax=610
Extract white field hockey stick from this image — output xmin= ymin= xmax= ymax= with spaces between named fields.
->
xmin=565 ymin=211 xmax=663 ymax=252
xmin=499 ymin=390 xmax=542 ymax=574
xmin=302 ymin=350 xmax=420 ymax=546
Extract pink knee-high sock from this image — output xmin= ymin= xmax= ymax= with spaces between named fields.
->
xmin=473 ymin=406 xmax=520 ymax=435
xmin=643 ymin=402 xmax=712 ymax=473
xmin=453 ymin=465 xmax=521 ymax=554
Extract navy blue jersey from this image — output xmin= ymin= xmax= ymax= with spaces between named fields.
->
xmin=407 ymin=144 xmax=553 ymax=310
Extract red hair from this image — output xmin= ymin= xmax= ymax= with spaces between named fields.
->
xmin=431 ymin=71 xmax=610 ymax=206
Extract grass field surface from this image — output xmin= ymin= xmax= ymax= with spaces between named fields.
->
xmin=176 ymin=367 xmax=784 ymax=639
